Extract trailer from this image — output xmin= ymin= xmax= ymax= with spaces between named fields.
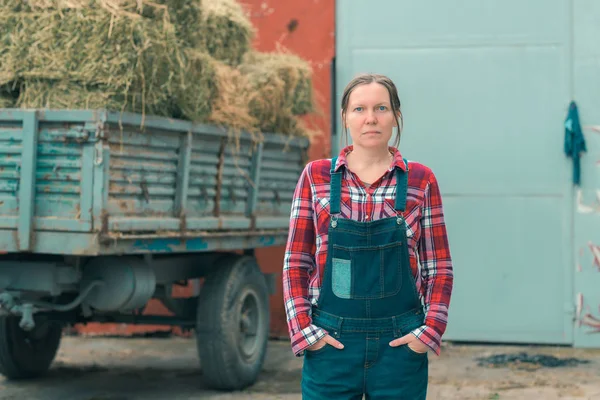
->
xmin=0 ymin=109 xmax=309 ymax=390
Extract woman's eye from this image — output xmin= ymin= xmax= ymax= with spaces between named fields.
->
xmin=355 ymin=107 xmax=363 ymax=112
xmin=378 ymin=106 xmax=387 ymax=111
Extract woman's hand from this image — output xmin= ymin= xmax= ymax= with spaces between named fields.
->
xmin=389 ymin=333 xmax=429 ymax=353
xmin=306 ymin=334 xmax=344 ymax=351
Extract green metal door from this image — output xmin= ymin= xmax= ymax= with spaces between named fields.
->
xmin=335 ymin=0 xmax=574 ymax=344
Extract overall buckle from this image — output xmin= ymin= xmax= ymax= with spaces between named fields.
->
xmin=331 ymin=214 xmax=338 ymax=228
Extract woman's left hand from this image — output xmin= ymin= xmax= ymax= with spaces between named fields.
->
xmin=389 ymin=333 xmax=429 ymax=353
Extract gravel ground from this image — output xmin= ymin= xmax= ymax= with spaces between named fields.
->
xmin=0 ymin=336 xmax=599 ymax=399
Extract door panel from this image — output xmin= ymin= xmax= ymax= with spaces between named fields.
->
xmin=336 ymin=0 xmax=573 ymax=344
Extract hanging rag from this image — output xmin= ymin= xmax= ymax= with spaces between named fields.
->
xmin=564 ymin=101 xmax=587 ymax=186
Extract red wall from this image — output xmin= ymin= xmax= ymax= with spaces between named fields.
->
xmin=245 ymin=0 xmax=335 ymax=162
xmin=73 ymin=0 xmax=335 ymax=338
xmin=245 ymin=0 xmax=335 ymax=337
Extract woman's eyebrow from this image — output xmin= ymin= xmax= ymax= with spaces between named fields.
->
xmin=350 ymin=102 xmax=390 ymax=107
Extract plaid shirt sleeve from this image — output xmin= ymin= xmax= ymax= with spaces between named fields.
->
xmin=410 ymin=170 xmax=454 ymax=355
xmin=282 ymin=163 xmax=327 ymax=356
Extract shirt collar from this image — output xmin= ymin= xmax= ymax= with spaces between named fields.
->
xmin=333 ymin=145 xmax=408 ymax=173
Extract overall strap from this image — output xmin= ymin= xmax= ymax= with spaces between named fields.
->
xmin=329 ymin=157 xmax=342 ymax=215
xmin=394 ymin=158 xmax=409 ymax=212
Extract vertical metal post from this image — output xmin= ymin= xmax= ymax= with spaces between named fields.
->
xmin=17 ymin=111 xmax=39 ymax=251
xmin=213 ymin=138 xmax=226 ymax=217
xmin=92 ymin=140 xmax=110 ymax=234
xmin=80 ymin=144 xmax=95 ymax=223
xmin=246 ymin=143 xmax=263 ymax=229
xmin=79 ymin=120 xmax=99 ymax=224
xmin=175 ymin=130 xmax=192 ymax=220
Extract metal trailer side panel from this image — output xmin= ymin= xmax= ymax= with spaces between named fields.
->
xmin=0 ymin=109 xmax=309 ymax=255
xmin=0 ymin=110 xmax=100 ymax=253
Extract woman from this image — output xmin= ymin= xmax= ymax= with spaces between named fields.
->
xmin=283 ymin=73 xmax=454 ymax=399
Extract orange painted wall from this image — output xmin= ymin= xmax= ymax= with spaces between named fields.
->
xmin=73 ymin=0 xmax=335 ymax=338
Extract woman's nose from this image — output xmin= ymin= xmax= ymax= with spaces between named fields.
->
xmin=365 ymin=111 xmax=377 ymax=124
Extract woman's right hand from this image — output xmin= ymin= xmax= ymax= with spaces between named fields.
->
xmin=306 ymin=334 xmax=344 ymax=351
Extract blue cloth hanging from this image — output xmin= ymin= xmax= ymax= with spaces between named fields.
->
xmin=564 ymin=101 xmax=587 ymax=186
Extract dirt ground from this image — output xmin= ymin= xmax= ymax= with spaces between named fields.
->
xmin=0 ymin=335 xmax=599 ymax=400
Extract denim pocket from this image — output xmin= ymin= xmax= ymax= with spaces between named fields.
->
xmin=331 ymin=258 xmax=352 ymax=299
xmin=404 ymin=343 xmax=428 ymax=358
xmin=305 ymin=342 xmax=335 ymax=356
xmin=331 ymin=242 xmax=402 ymax=300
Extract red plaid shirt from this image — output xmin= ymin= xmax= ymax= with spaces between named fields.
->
xmin=283 ymin=145 xmax=454 ymax=356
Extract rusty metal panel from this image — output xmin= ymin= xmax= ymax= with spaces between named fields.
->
xmin=0 ymin=119 xmax=22 ymax=230
xmin=102 ymin=113 xmax=309 ymax=237
xmin=34 ymin=122 xmax=95 ymax=232
xmin=257 ymin=142 xmax=305 ymax=217
xmin=0 ymin=112 xmax=95 ymax=243
xmin=0 ymin=230 xmax=98 ymax=255
xmin=218 ymin=144 xmax=253 ymax=216
xmin=187 ymin=137 xmax=219 ymax=218
xmin=187 ymin=137 xmax=253 ymax=219
xmin=0 ymin=109 xmax=310 ymax=254
xmin=99 ymin=230 xmax=288 ymax=254
xmin=106 ymin=124 xmax=180 ymax=220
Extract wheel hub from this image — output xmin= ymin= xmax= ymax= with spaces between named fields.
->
xmin=237 ymin=289 xmax=260 ymax=360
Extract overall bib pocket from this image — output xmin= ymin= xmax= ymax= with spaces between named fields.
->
xmin=331 ymin=242 xmax=402 ymax=300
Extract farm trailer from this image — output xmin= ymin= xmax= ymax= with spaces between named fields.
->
xmin=0 ymin=109 xmax=309 ymax=390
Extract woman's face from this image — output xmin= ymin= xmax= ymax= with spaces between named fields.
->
xmin=343 ymin=82 xmax=398 ymax=149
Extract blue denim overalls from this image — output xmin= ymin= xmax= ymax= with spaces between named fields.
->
xmin=301 ymin=157 xmax=428 ymax=400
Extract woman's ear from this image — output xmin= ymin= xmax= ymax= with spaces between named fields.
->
xmin=395 ymin=110 xmax=402 ymax=127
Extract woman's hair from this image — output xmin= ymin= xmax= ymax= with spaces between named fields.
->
xmin=340 ymin=73 xmax=403 ymax=147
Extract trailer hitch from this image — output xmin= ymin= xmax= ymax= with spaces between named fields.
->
xmin=0 ymin=280 xmax=104 ymax=331
xmin=0 ymin=293 xmax=35 ymax=331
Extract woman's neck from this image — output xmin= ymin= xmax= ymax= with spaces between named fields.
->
xmin=346 ymin=145 xmax=392 ymax=169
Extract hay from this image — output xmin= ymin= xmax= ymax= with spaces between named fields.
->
xmin=150 ymin=0 xmax=253 ymax=67
xmin=150 ymin=0 xmax=203 ymax=45
xmin=198 ymin=0 xmax=254 ymax=66
xmin=0 ymin=0 xmax=191 ymax=116
xmin=15 ymin=80 xmax=128 ymax=111
xmin=0 ymin=0 xmax=316 ymax=138
xmin=0 ymin=96 xmax=13 ymax=108
xmin=0 ymin=85 xmax=16 ymax=108
xmin=171 ymin=49 xmax=218 ymax=122
xmin=241 ymin=51 xmax=314 ymax=116
xmin=237 ymin=50 xmax=313 ymax=135
xmin=207 ymin=61 xmax=259 ymax=136
xmin=204 ymin=49 xmax=315 ymax=138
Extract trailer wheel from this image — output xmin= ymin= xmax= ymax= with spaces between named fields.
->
xmin=0 ymin=316 xmax=62 ymax=379
xmin=196 ymin=254 xmax=270 ymax=391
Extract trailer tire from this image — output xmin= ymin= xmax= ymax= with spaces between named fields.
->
xmin=0 ymin=316 xmax=62 ymax=379
xmin=196 ymin=254 xmax=270 ymax=391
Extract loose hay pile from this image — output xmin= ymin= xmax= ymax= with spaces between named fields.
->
xmin=15 ymin=80 xmax=127 ymax=111
xmin=1 ymin=0 xmax=188 ymax=116
xmin=197 ymin=0 xmax=254 ymax=66
xmin=209 ymin=61 xmax=258 ymax=136
xmin=0 ymin=0 xmax=315 ymax=138
xmin=240 ymin=51 xmax=314 ymax=135
xmin=0 ymin=85 xmax=15 ymax=108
